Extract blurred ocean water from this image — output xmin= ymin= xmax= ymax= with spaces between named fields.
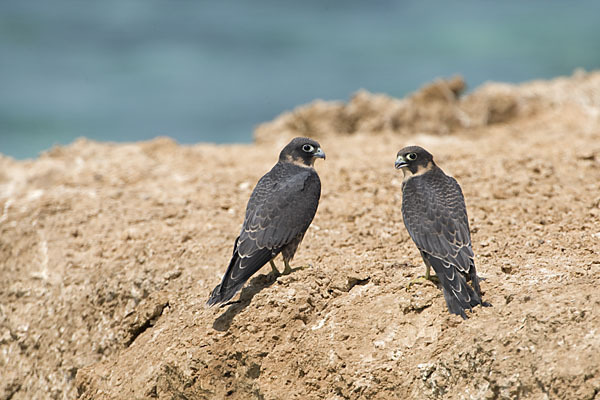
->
xmin=1 ymin=0 xmax=599 ymax=159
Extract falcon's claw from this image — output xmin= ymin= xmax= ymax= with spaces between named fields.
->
xmin=407 ymin=274 xmax=439 ymax=288
xmin=281 ymin=261 xmax=309 ymax=275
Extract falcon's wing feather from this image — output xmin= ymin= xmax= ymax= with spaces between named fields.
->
xmin=240 ymin=166 xmax=320 ymax=252
xmin=422 ymin=252 xmax=481 ymax=319
xmin=402 ymin=173 xmax=473 ymax=273
xmin=206 ymin=237 xmax=274 ymax=306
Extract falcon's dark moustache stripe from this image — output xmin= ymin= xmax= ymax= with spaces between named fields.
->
xmin=400 ymin=161 xmax=434 ymax=181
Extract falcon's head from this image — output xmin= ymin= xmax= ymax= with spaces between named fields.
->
xmin=280 ymin=137 xmax=326 ymax=167
xmin=395 ymin=146 xmax=434 ymax=175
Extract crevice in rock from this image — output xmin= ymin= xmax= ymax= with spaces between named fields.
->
xmin=5 ymin=382 xmax=22 ymax=400
xmin=346 ymin=276 xmax=370 ymax=292
xmin=126 ymin=301 xmax=169 ymax=347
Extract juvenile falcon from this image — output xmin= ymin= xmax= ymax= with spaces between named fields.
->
xmin=207 ymin=137 xmax=325 ymax=306
xmin=395 ymin=146 xmax=487 ymax=319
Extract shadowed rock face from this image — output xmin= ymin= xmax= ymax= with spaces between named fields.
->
xmin=1 ymin=72 xmax=600 ymax=400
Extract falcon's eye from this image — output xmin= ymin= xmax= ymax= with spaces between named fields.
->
xmin=302 ymin=144 xmax=315 ymax=153
xmin=406 ymin=153 xmax=417 ymax=161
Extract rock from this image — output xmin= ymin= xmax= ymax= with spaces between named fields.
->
xmin=1 ymin=71 xmax=600 ymax=399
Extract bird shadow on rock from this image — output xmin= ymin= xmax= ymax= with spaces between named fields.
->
xmin=212 ymin=273 xmax=278 ymax=332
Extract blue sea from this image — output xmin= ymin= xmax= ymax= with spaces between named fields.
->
xmin=1 ymin=0 xmax=599 ymax=159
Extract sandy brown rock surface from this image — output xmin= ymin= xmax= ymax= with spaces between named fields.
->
xmin=1 ymin=72 xmax=600 ymax=399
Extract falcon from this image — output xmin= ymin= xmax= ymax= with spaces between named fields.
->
xmin=207 ymin=137 xmax=325 ymax=306
xmin=395 ymin=146 xmax=487 ymax=319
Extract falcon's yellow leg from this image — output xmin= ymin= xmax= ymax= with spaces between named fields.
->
xmin=269 ymin=260 xmax=281 ymax=276
xmin=282 ymin=260 xmax=308 ymax=275
xmin=407 ymin=264 xmax=439 ymax=287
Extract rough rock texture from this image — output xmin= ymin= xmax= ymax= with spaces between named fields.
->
xmin=255 ymin=70 xmax=600 ymax=146
xmin=1 ymin=71 xmax=600 ymax=400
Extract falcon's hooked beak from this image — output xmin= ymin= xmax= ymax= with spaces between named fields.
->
xmin=314 ymin=147 xmax=326 ymax=160
xmin=395 ymin=155 xmax=408 ymax=169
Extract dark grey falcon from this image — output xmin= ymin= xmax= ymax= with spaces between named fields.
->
xmin=207 ymin=137 xmax=325 ymax=306
xmin=395 ymin=146 xmax=487 ymax=319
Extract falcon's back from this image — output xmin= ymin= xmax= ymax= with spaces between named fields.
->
xmin=401 ymin=167 xmax=472 ymax=257
xmin=240 ymin=162 xmax=321 ymax=250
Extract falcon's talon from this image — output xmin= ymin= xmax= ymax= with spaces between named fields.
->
xmin=407 ymin=276 xmax=427 ymax=288
xmin=281 ymin=260 xmax=307 ymax=275
xmin=427 ymin=275 xmax=440 ymax=284
xmin=407 ymin=275 xmax=438 ymax=288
